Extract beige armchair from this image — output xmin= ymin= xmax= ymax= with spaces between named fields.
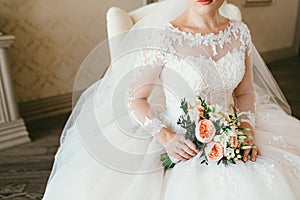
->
xmin=106 ymin=3 xmax=162 ymax=39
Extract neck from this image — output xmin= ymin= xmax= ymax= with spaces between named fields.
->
xmin=182 ymin=8 xmax=224 ymax=30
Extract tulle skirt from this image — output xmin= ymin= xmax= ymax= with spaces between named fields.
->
xmin=43 ymin=104 xmax=300 ymax=200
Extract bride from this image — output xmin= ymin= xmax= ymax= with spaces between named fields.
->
xmin=42 ymin=0 xmax=300 ymax=199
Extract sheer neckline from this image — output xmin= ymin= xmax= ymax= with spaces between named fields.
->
xmin=164 ymin=20 xmax=244 ymax=56
xmin=167 ymin=20 xmax=235 ymax=37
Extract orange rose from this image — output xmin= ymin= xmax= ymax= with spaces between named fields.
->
xmin=196 ymin=119 xmax=216 ymax=143
xmin=229 ymin=135 xmax=238 ymax=148
xmin=197 ymin=105 xmax=205 ymax=119
xmin=205 ymin=141 xmax=224 ymax=161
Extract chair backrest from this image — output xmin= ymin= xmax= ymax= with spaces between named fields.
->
xmin=106 ymin=2 xmax=162 ymax=39
xmin=106 ymin=2 xmax=242 ymax=38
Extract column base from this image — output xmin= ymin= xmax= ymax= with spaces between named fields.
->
xmin=0 ymin=119 xmax=30 ymax=150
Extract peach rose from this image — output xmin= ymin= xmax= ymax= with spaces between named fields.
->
xmin=197 ymin=105 xmax=205 ymax=119
xmin=196 ymin=119 xmax=216 ymax=143
xmin=229 ymin=135 xmax=238 ymax=148
xmin=205 ymin=141 xmax=224 ymax=161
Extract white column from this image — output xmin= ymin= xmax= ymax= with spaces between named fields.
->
xmin=0 ymin=34 xmax=30 ymax=150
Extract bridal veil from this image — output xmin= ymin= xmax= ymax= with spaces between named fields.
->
xmin=46 ymin=0 xmax=291 ymax=185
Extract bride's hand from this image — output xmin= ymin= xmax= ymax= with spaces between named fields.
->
xmin=242 ymin=133 xmax=260 ymax=162
xmin=156 ymin=128 xmax=199 ymax=161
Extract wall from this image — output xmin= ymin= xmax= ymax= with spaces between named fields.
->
xmin=1 ymin=0 xmax=299 ymax=102
xmin=0 ymin=0 xmax=143 ymax=102
xmin=229 ymin=0 xmax=299 ymax=55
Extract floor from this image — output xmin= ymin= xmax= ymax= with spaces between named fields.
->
xmin=0 ymin=114 xmax=68 ymax=200
xmin=0 ymin=56 xmax=299 ymax=200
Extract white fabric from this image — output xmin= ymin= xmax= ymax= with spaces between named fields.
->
xmin=106 ymin=7 xmax=133 ymax=38
xmin=219 ymin=3 xmax=242 ymax=22
xmin=43 ymin=0 xmax=299 ymax=199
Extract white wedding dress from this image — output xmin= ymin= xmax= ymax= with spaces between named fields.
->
xmin=43 ymin=20 xmax=300 ymax=200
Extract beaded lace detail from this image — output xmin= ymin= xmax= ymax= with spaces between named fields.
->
xmin=166 ymin=20 xmax=252 ymax=56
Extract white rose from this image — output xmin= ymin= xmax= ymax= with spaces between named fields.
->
xmin=209 ymin=113 xmax=223 ymax=122
xmin=225 ymin=148 xmax=235 ymax=159
xmin=223 ymin=121 xmax=229 ymax=127
xmin=214 ymin=133 xmax=229 ymax=148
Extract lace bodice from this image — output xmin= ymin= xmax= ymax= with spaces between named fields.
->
xmin=161 ymin=47 xmax=245 ymax=116
xmin=128 ymin=20 xmax=255 ymax=136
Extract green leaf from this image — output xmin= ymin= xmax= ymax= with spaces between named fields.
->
xmin=180 ymin=98 xmax=189 ymax=115
xmin=239 ymin=127 xmax=251 ymax=132
xmin=236 ymin=112 xmax=244 ymax=118
xmin=241 ymin=145 xmax=256 ymax=150
xmin=160 ymin=153 xmax=176 ymax=170
xmin=187 ymin=114 xmax=190 ymax=121
xmin=222 ymin=158 xmax=229 ymax=167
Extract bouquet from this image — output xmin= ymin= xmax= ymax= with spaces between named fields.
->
xmin=160 ymin=95 xmax=256 ymax=170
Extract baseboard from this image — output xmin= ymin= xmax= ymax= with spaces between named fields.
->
xmin=18 ymin=92 xmax=74 ymax=121
xmin=1 ymin=92 xmax=77 ymax=150
xmin=261 ymin=46 xmax=299 ymax=63
xmin=0 ymin=119 xmax=30 ymax=150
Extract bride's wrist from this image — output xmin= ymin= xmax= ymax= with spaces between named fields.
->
xmin=240 ymin=128 xmax=255 ymax=138
xmin=240 ymin=122 xmax=255 ymax=137
xmin=155 ymin=127 xmax=176 ymax=147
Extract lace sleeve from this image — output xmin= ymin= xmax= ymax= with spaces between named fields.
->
xmin=233 ymin=29 xmax=255 ymax=131
xmin=240 ymin=22 xmax=252 ymax=56
xmin=127 ymin=47 xmax=167 ymax=137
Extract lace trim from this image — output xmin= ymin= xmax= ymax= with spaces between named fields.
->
xmin=144 ymin=116 xmax=167 ymax=136
xmin=159 ymin=112 xmax=186 ymax=135
xmin=240 ymin=111 xmax=255 ymax=127
xmin=128 ymin=97 xmax=167 ymax=136
xmin=129 ymin=111 xmax=166 ymax=136
xmin=166 ymin=20 xmax=252 ymax=56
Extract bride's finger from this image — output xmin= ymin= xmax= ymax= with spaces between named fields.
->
xmin=243 ymin=148 xmax=251 ymax=162
xmin=178 ymin=143 xmax=196 ymax=157
xmin=174 ymin=153 xmax=188 ymax=161
xmin=177 ymin=148 xmax=193 ymax=159
xmin=257 ymin=149 xmax=262 ymax=156
xmin=183 ymin=139 xmax=199 ymax=154
xmin=250 ymin=147 xmax=257 ymax=162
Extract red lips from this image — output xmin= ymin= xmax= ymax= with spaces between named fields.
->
xmin=197 ymin=0 xmax=212 ymax=5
